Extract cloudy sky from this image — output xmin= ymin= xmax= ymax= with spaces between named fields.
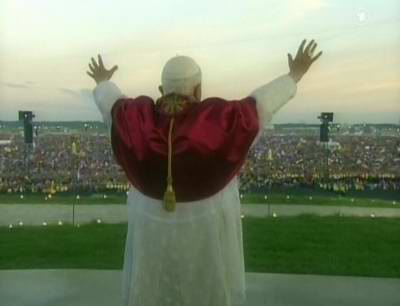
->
xmin=0 ymin=0 xmax=399 ymax=124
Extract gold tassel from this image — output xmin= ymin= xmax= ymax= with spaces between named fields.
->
xmin=163 ymin=117 xmax=176 ymax=212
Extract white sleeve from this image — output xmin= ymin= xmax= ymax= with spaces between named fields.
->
xmin=249 ymin=74 xmax=297 ymax=149
xmin=250 ymin=74 xmax=297 ymax=126
xmin=92 ymin=80 xmax=125 ymax=133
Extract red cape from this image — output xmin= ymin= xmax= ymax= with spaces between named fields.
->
xmin=111 ymin=95 xmax=259 ymax=202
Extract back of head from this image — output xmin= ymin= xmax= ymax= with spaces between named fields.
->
xmin=161 ymin=55 xmax=201 ymax=96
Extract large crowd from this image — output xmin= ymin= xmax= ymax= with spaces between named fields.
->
xmin=240 ymin=130 xmax=400 ymax=194
xmin=0 ymin=128 xmax=399 ymax=195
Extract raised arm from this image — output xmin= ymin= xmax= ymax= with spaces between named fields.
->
xmin=249 ymin=39 xmax=322 ymax=147
xmin=250 ymin=74 xmax=297 ymax=128
xmin=93 ymin=80 xmax=125 ymax=133
xmin=87 ymin=55 xmax=124 ymax=133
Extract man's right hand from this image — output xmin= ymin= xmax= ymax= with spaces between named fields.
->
xmin=87 ymin=55 xmax=118 ymax=85
xmin=288 ymin=39 xmax=322 ymax=83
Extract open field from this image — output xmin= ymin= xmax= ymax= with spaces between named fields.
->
xmin=0 ymin=193 xmax=125 ymax=205
xmin=0 ymin=190 xmax=398 ymax=208
xmin=1 ymin=215 xmax=399 ymax=278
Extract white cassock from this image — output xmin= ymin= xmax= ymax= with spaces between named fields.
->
xmin=93 ymin=73 xmax=297 ymax=306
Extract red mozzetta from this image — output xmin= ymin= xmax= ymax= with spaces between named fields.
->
xmin=110 ymin=95 xmax=259 ymax=202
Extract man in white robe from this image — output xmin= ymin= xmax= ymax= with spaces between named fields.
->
xmin=88 ymin=39 xmax=322 ymax=306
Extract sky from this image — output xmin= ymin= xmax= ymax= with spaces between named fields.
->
xmin=0 ymin=0 xmax=399 ymax=124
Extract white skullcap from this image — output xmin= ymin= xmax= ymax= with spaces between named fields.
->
xmin=161 ymin=55 xmax=202 ymax=96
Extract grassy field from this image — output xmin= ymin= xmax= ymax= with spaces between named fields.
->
xmin=0 ymin=191 xmax=398 ymax=208
xmin=1 ymin=215 xmax=399 ymax=278
xmin=0 ymin=193 xmax=124 ymax=205
xmin=241 ymin=193 xmax=399 ymax=208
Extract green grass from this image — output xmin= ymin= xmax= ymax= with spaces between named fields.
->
xmin=243 ymin=215 xmax=400 ymax=278
xmin=1 ymin=215 xmax=399 ymax=278
xmin=0 ymin=220 xmax=126 ymax=270
xmin=240 ymin=193 xmax=400 ymax=208
xmin=1 ymin=192 xmax=398 ymax=209
xmin=0 ymin=193 xmax=126 ymax=205
xmin=0 ymin=191 xmax=399 ymax=208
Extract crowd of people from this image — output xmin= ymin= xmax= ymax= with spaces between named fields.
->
xmin=240 ymin=130 xmax=400 ymax=193
xmin=0 ymin=132 xmax=128 ymax=194
xmin=0 ymin=128 xmax=399 ymax=195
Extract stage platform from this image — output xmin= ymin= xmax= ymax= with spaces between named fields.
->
xmin=1 ymin=270 xmax=399 ymax=306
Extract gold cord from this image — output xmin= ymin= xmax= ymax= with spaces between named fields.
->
xmin=163 ymin=117 xmax=176 ymax=212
